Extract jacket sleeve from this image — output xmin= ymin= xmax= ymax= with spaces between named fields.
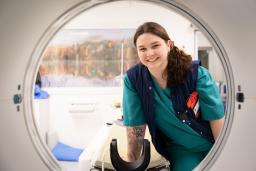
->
xmin=123 ymin=74 xmax=145 ymax=126
xmin=196 ymin=66 xmax=225 ymax=120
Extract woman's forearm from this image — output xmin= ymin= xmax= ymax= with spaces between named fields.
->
xmin=210 ymin=117 xmax=224 ymax=140
xmin=126 ymin=125 xmax=146 ymax=162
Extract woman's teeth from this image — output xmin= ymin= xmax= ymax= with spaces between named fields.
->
xmin=147 ymin=57 xmax=158 ymax=62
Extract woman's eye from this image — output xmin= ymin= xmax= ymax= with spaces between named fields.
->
xmin=152 ymin=44 xmax=160 ymax=49
xmin=139 ymin=48 xmax=146 ymax=52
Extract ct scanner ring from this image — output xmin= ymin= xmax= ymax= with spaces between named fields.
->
xmin=23 ymin=0 xmax=235 ymax=170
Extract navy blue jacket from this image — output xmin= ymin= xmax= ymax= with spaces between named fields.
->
xmin=127 ymin=61 xmax=214 ymax=161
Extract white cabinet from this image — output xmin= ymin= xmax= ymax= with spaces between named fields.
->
xmin=33 ymin=98 xmax=50 ymax=144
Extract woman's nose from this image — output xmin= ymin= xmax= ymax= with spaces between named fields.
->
xmin=146 ymin=49 xmax=154 ymax=57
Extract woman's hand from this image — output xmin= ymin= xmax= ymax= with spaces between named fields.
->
xmin=126 ymin=124 xmax=146 ymax=162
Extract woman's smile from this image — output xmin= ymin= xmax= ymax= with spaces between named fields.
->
xmin=146 ymin=56 xmax=160 ymax=63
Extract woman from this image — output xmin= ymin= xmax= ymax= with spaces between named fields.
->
xmin=122 ymin=22 xmax=224 ymax=171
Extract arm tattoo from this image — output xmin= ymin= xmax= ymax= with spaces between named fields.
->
xmin=132 ymin=127 xmax=144 ymax=138
xmin=126 ymin=125 xmax=146 ymax=162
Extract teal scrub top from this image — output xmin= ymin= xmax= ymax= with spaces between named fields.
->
xmin=122 ymin=66 xmax=224 ymax=171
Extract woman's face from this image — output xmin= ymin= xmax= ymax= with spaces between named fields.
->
xmin=136 ymin=33 xmax=171 ymax=71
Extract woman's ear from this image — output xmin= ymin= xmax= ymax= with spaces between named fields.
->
xmin=167 ymin=40 xmax=174 ymax=51
xmin=167 ymin=40 xmax=174 ymax=49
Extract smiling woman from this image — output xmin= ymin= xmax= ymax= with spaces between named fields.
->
xmin=123 ymin=21 xmax=225 ymax=171
xmin=21 ymin=1 xmax=233 ymax=171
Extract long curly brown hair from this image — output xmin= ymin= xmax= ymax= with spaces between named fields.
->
xmin=133 ymin=22 xmax=192 ymax=86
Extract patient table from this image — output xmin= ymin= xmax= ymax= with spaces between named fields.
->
xmin=78 ymin=121 xmax=169 ymax=171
